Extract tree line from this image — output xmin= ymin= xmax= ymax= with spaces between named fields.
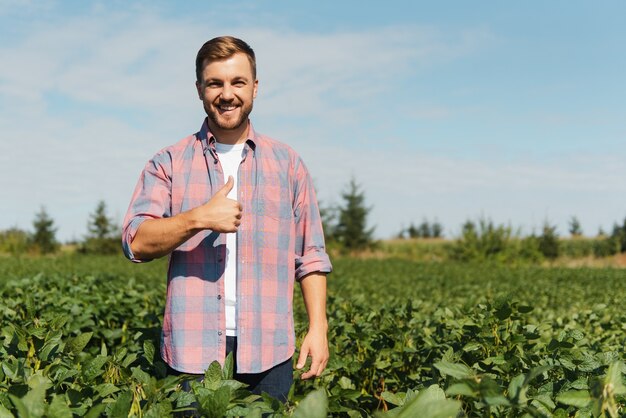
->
xmin=0 ymin=201 xmax=120 ymax=255
xmin=2 ymin=179 xmax=626 ymax=259
xmin=0 ymin=177 xmax=377 ymax=256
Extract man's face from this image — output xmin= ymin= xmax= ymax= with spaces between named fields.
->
xmin=196 ymin=53 xmax=258 ymax=134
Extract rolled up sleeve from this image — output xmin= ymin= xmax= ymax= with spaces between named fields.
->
xmin=121 ymin=152 xmax=172 ymax=262
xmin=292 ymin=157 xmax=332 ymax=281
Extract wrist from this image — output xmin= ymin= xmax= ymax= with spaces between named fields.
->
xmin=181 ymin=209 xmax=203 ymax=232
xmin=308 ymin=320 xmax=328 ymax=334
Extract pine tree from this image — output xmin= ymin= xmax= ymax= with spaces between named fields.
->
xmin=32 ymin=206 xmax=59 ymax=254
xmin=418 ymin=220 xmax=431 ymax=238
xmin=333 ymin=178 xmax=374 ymax=251
xmin=88 ymin=201 xmax=113 ymax=239
xmin=81 ymin=200 xmax=120 ymax=255
xmin=568 ymin=216 xmax=583 ymax=237
xmin=431 ymin=220 xmax=444 ymax=238
xmin=538 ymin=222 xmax=559 ymax=259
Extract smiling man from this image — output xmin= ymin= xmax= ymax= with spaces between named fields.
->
xmin=121 ymin=36 xmax=332 ymax=402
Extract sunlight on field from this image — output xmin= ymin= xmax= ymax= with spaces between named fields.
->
xmin=1 ymin=255 xmax=625 ymax=416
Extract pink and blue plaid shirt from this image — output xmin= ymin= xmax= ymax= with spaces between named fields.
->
xmin=122 ymin=119 xmax=332 ymax=374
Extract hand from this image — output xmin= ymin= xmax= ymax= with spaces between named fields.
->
xmin=296 ymin=328 xmax=329 ymax=379
xmin=191 ymin=176 xmax=242 ymax=233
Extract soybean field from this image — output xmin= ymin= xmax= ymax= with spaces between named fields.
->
xmin=1 ymin=255 xmax=625 ymax=417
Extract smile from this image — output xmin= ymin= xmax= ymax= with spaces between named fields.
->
xmin=218 ymin=104 xmax=238 ymax=112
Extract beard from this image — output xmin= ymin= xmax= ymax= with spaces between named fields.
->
xmin=205 ymin=100 xmax=254 ymax=131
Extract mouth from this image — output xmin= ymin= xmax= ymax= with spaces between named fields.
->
xmin=217 ymin=103 xmax=239 ymax=113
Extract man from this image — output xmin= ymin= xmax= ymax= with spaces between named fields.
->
xmin=121 ymin=36 xmax=332 ymax=401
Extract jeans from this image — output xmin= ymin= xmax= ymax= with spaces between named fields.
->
xmin=168 ymin=336 xmax=293 ymax=412
xmin=226 ymin=336 xmax=293 ymax=402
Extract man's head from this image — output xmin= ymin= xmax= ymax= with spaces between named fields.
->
xmin=195 ymin=36 xmax=258 ymax=142
xmin=195 ymin=36 xmax=256 ymax=83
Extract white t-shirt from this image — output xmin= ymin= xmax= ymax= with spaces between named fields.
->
xmin=214 ymin=142 xmax=245 ymax=336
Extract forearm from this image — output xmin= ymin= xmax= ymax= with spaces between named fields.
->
xmin=130 ymin=212 xmax=200 ymax=260
xmin=300 ymin=273 xmax=328 ymax=332
xmin=129 ymin=177 xmax=242 ymax=260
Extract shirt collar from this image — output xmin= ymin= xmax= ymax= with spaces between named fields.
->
xmin=198 ymin=118 xmax=258 ymax=154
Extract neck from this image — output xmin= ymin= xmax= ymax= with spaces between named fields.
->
xmin=208 ymin=120 xmax=249 ymax=145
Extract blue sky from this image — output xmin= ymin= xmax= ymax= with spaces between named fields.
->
xmin=1 ymin=0 xmax=625 ymax=241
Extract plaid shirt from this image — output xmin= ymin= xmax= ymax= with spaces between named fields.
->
xmin=122 ymin=119 xmax=332 ymax=373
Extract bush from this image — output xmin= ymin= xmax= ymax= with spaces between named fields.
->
xmin=448 ymin=219 xmax=518 ymax=262
xmin=559 ymin=238 xmax=596 ymax=258
xmin=0 ymin=228 xmax=30 ymax=255
xmin=537 ymin=222 xmax=559 ymax=259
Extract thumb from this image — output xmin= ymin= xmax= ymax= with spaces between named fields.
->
xmin=218 ymin=175 xmax=234 ymax=196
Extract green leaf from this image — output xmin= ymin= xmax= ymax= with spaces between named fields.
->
xmin=222 ymin=352 xmax=234 ymax=380
xmin=446 ymin=382 xmax=478 ymax=398
xmin=81 ymin=355 xmax=108 ymax=382
xmin=338 ymin=376 xmax=355 ymax=390
xmin=142 ymin=339 xmax=155 ymax=366
xmin=93 ymin=383 xmax=120 ymax=398
xmin=523 ymin=365 xmax=553 ymax=386
xmin=494 ymin=302 xmax=512 ymax=320
xmin=27 ymin=373 xmax=52 ymax=391
xmin=8 ymin=395 xmax=29 ymax=418
xmin=108 ymin=390 xmax=132 ymax=418
xmin=131 ymin=367 xmax=151 ymax=386
xmin=605 ymin=361 xmax=626 ymax=395
xmin=508 ymin=374 xmax=526 ymax=402
xmin=434 ymin=361 xmax=474 ymax=380
xmin=204 ymin=360 xmax=223 ymax=390
xmin=9 ymin=382 xmax=47 ymax=418
xmin=0 ymin=404 xmax=14 ymax=418
xmin=462 ymin=342 xmax=482 ymax=352
xmin=532 ymin=393 xmax=556 ymax=411
xmin=380 ymin=385 xmax=461 ymax=418
xmin=64 ymin=332 xmax=93 ymax=355
xmin=381 ymin=391 xmax=404 ymax=406
xmin=292 ymin=389 xmax=328 ymax=418
xmin=46 ymin=394 xmax=72 ymax=418
xmin=483 ymin=395 xmax=510 ymax=406
xmin=197 ymin=385 xmax=231 ymax=418
xmin=121 ymin=353 xmax=138 ymax=368
xmin=556 ymin=390 xmax=591 ymax=408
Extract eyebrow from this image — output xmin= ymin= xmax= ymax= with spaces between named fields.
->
xmin=204 ymin=76 xmax=250 ymax=83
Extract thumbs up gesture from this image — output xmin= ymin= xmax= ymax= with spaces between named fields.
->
xmin=191 ymin=176 xmax=242 ymax=233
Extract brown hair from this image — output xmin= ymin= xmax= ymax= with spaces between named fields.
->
xmin=195 ymin=36 xmax=256 ymax=82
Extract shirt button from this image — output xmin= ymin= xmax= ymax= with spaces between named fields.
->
xmin=218 ymin=331 xmax=222 ymax=336
xmin=217 ymin=295 xmax=222 ymax=300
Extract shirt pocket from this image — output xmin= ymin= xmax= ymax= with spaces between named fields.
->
xmin=254 ymin=174 xmax=292 ymax=220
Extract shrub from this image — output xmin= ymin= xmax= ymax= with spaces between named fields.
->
xmin=537 ymin=222 xmax=559 ymax=259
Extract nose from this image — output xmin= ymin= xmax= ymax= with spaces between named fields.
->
xmin=220 ymin=83 xmax=234 ymax=101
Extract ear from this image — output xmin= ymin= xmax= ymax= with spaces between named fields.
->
xmin=195 ymin=80 xmax=202 ymax=99
xmin=253 ymin=79 xmax=258 ymax=99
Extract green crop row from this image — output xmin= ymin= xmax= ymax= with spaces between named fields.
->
xmin=1 ymin=255 xmax=625 ymax=417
